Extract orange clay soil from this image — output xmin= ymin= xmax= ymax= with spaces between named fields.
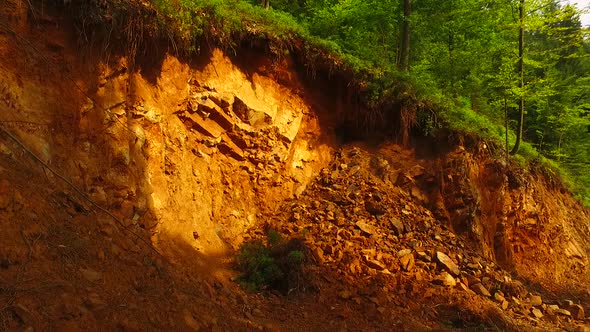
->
xmin=0 ymin=2 xmax=588 ymax=331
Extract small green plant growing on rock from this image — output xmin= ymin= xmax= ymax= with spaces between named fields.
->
xmin=236 ymin=229 xmax=306 ymax=294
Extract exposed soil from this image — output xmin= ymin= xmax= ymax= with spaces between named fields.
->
xmin=0 ymin=2 xmax=589 ymax=331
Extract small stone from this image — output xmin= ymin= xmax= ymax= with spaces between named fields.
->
xmin=555 ymin=308 xmax=572 ymax=316
xmin=529 ymin=295 xmax=543 ymax=306
xmin=501 ymin=300 xmax=509 ymax=310
xmin=355 ymin=220 xmax=375 ymax=235
xmin=326 ymin=211 xmax=335 ymax=221
xmin=435 ymin=251 xmax=460 ymax=276
xmin=494 ymin=293 xmax=506 ymax=303
xmin=366 ymin=259 xmax=386 ymax=271
xmin=339 ymin=290 xmax=352 ymax=300
xmin=532 ymin=308 xmax=544 ymax=319
xmin=471 ymin=283 xmax=491 ymax=297
xmin=397 ymin=249 xmax=412 ymax=257
xmin=400 ymin=254 xmax=415 ymax=272
xmin=312 ymin=247 xmax=325 ymax=264
xmin=467 ymin=263 xmax=480 ymax=270
xmin=416 ymin=251 xmax=431 ymax=262
xmin=80 ymin=268 xmax=102 ymax=282
xmin=458 ymin=282 xmax=472 ymax=293
xmin=502 ymin=280 xmax=527 ymax=298
xmin=389 ymin=218 xmax=404 ymax=235
xmin=433 ymin=272 xmax=456 ymax=287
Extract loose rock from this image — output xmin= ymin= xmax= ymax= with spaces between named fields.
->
xmin=555 ymin=308 xmax=572 ymax=316
xmin=356 ymin=221 xmax=376 ymax=235
xmin=435 ymin=251 xmax=460 ymax=276
xmin=80 ymin=268 xmax=102 ymax=282
xmin=471 ymin=283 xmax=491 ymax=297
xmin=532 ymin=308 xmax=544 ymax=319
xmin=389 ymin=218 xmax=404 ymax=235
xmin=529 ymin=295 xmax=543 ymax=307
xmin=399 ymin=254 xmax=415 ymax=272
xmin=432 ymin=272 xmax=456 ymax=287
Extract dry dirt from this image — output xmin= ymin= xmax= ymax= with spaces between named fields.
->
xmin=0 ymin=2 xmax=589 ymax=331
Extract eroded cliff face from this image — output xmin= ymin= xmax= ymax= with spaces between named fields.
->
xmin=89 ymin=50 xmax=334 ymax=257
xmin=1 ymin=4 xmax=335 ymax=259
xmin=428 ymin=140 xmax=590 ymax=292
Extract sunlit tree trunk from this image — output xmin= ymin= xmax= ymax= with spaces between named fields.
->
xmin=261 ymin=0 xmax=269 ymax=10
xmin=511 ymin=0 xmax=525 ymax=155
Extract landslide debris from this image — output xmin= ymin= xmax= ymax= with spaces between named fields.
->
xmin=247 ymin=144 xmax=590 ymax=331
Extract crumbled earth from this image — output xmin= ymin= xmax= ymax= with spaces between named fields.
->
xmin=0 ymin=1 xmax=589 ymax=331
xmin=248 ymin=144 xmax=590 ymax=331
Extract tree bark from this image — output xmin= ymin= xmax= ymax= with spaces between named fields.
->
xmin=511 ymin=0 xmax=525 ymax=155
xmin=399 ymin=0 xmax=411 ymax=71
xmin=261 ymin=0 xmax=269 ymax=9
xmin=504 ymin=95 xmax=509 ymax=155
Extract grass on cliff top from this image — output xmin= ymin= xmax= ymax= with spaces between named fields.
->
xmin=150 ymin=0 xmax=373 ymax=75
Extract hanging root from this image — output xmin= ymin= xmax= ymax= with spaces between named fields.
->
xmin=399 ymin=100 xmax=417 ymax=145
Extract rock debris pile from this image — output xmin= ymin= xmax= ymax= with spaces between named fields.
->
xmin=252 ymin=145 xmax=589 ymax=331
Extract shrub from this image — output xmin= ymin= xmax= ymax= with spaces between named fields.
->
xmin=236 ymin=230 xmax=307 ymax=294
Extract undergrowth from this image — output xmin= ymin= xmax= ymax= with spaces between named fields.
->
xmin=236 ymin=230 xmax=307 ymax=294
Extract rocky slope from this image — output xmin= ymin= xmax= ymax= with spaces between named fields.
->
xmin=0 ymin=1 xmax=589 ymax=331
xmin=259 ymin=142 xmax=590 ymax=331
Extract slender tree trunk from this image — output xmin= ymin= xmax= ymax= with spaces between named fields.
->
xmin=557 ymin=131 xmax=564 ymax=162
xmin=504 ymin=95 xmax=509 ymax=154
xmin=261 ymin=0 xmax=269 ymax=9
xmin=399 ymin=0 xmax=411 ymax=71
xmin=511 ymin=0 xmax=525 ymax=155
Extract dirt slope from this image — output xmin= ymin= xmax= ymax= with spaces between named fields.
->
xmin=0 ymin=2 xmax=589 ymax=331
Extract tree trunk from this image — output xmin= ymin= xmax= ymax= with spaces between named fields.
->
xmin=511 ymin=0 xmax=525 ymax=155
xmin=399 ymin=0 xmax=411 ymax=71
xmin=261 ymin=0 xmax=269 ymax=9
xmin=504 ymin=95 xmax=509 ymax=155
xmin=557 ymin=131 xmax=564 ymax=162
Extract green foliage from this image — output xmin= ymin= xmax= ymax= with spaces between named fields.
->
xmin=236 ymin=230 xmax=306 ymax=293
